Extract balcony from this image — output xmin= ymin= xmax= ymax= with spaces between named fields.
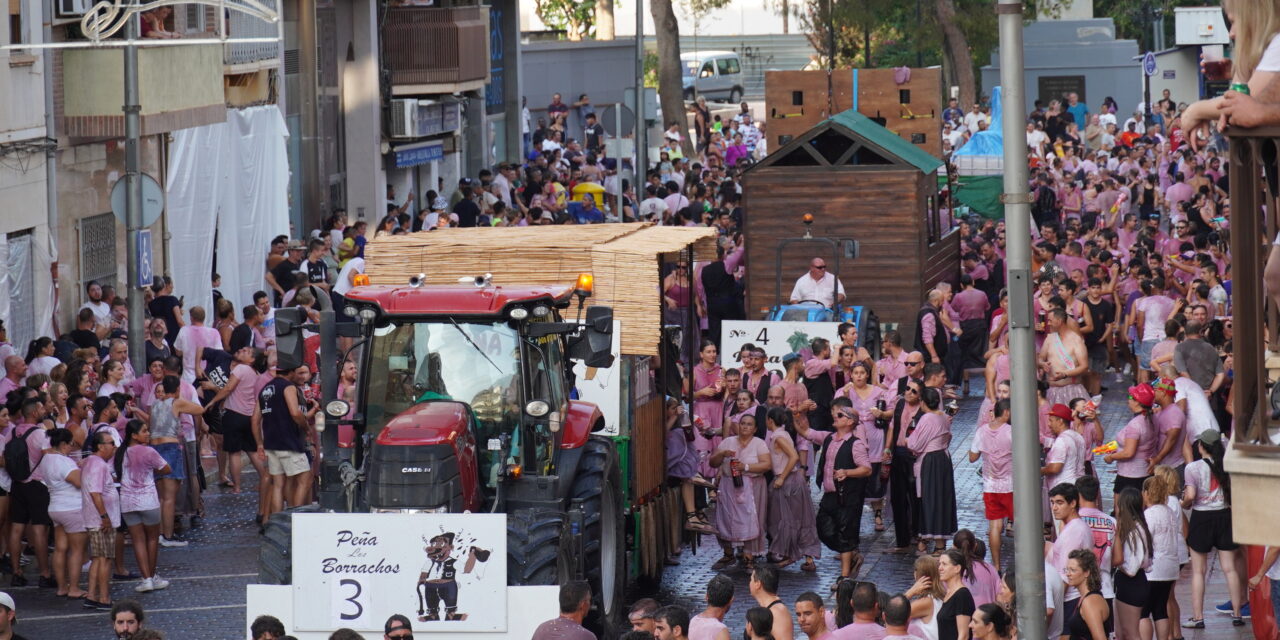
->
xmin=1222 ymin=126 xmax=1280 ymax=546
xmin=223 ymin=2 xmax=281 ymax=70
xmin=383 ymin=6 xmax=489 ymax=95
xmin=60 ymin=43 xmax=226 ymax=138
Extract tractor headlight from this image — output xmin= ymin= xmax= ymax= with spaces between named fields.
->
xmin=509 ymin=307 xmax=529 ymax=320
xmin=525 ymin=400 xmax=550 ymax=417
xmin=325 ymin=400 xmax=351 ymax=418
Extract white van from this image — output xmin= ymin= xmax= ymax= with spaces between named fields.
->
xmin=680 ymin=51 xmax=745 ymax=103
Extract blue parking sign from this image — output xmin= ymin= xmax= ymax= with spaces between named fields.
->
xmin=135 ymin=229 xmax=153 ymax=288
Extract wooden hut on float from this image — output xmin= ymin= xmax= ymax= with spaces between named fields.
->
xmin=741 ymin=109 xmax=959 ymax=342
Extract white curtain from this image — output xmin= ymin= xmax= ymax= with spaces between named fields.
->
xmin=166 ymin=106 xmax=290 ymax=316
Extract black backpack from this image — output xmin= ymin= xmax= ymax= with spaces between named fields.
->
xmin=81 ymin=423 xmax=114 ymax=459
xmin=4 ymin=427 xmax=40 ymax=483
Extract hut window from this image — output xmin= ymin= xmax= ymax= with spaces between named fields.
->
xmin=808 ymin=129 xmax=854 ymax=164
xmin=911 ymin=133 xmax=927 ymax=144
xmin=925 ymin=195 xmax=940 ymax=244
xmin=792 ymin=91 xmax=803 ymax=106
xmin=847 ymin=147 xmax=892 ymax=166
xmin=899 ymin=89 xmax=911 ymax=104
xmin=774 ymin=146 xmax=821 ymax=166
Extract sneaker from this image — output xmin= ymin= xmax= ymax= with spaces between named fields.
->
xmin=8 ymin=574 xmax=25 ymax=587
xmin=1215 ymin=601 xmax=1234 ymax=614
xmin=159 ymin=536 xmax=188 ymax=548
xmin=150 ymin=575 xmax=170 ymax=591
xmin=1181 ymin=619 xmax=1205 ymax=629
xmin=1240 ymin=603 xmax=1252 ymax=618
xmin=134 ymin=577 xmax=154 ymax=593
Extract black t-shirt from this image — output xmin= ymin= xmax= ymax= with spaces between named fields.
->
xmin=937 ymin=587 xmax=976 ymax=640
xmin=148 ymin=295 xmax=183 ymax=344
xmin=454 ymin=199 xmax=481 ymax=228
xmin=67 ymin=329 xmax=100 ymax=350
xmin=271 ymin=258 xmax=302 ymax=292
xmin=229 ymin=323 xmax=254 ymax=353
xmin=305 ymin=259 xmax=329 ymax=286
xmin=584 ymin=123 xmax=604 ymax=150
xmin=201 ymin=347 xmax=234 ymax=404
xmin=145 ymin=340 xmax=171 ymax=365
xmin=1082 ymin=297 xmax=1114 ymax=347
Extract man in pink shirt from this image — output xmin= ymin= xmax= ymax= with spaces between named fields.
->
xmin=832 ymin=581 xmax=887 ymax=640
xmin=796 ymin=592 xmax=833 ymax=640
xmin=7 ymin=398 xmax=52 ymax=587
xmin=688 ymin=575 xmax=733 ymax=640
xmin=0 ymin=356 xmax=23 ymax=400
xmin=969 ymin=399 xmax=1013 ymax=567
xmin=882 ymin=595 xmax=925 ymax=640
xmin=798 ymin=405 xmax=871 ymax=582
xmin=1046 ymin=483 xmax=1093 ymax=623
xmin=173 ymin=306 xmax=224 ymax=384
xmin=1042 ymin=404 xmax=1085 ymax=488
xmin=952 ymin=275 xmax=990 ymax=373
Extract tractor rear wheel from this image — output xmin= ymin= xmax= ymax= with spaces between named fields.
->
xmin=571 ymin=436 xmax=626 ymax=636
xmin=257 ymin=504 xmax=325 ymax=585
xmin=505 ymin=508 xmax=562 ymax=586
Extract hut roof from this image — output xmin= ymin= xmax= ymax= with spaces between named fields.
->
xmin=746 ymin=108 xmax=943 ymax=175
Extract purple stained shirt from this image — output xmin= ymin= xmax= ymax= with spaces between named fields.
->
xmin=951 ymin=289 xmax=990 ymax=322
xmin=1115 ymin=414 xmax=1156 ymax=477
xmin=1154 ymin=404 xmax=1187 ymax=467
xmin=831 ymin=621 xmax=888 ymax=640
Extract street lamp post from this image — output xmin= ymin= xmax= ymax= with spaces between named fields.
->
xmin=123 ymin=8 xmax=145 ymax=371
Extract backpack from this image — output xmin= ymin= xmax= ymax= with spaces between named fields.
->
xmin=4 ymin=427 xmax=40 ymax=483
xmin=82 ymin=423 xmax=114 ymax=459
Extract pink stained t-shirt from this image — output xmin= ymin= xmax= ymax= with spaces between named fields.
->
xmin=974 ymin=422 xmax=1013 ymax=494
xmin=174 ymin=325 xmax=224 ymax=383
xmin=1115 ymin=414 xmax=1156 ymax=478
xmin=225 ymin=364 xmax=260 ymax=416
xmin=119 ymin=445 xmax=168 ymax=513
xmin=1154 ymin=404 xmax=1187 ymax=467
xmin=80 ymin=454 xmax=120 ymax=528
xmin=1050 ymin=516 xmax=1093 ymax=601
xmin=1046 ymin=428 xmax=1086 ymax=488
xmin=831 ymin=621 xmax=888 ymax=640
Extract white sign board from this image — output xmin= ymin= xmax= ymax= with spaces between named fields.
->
xmin=572 ymin=320 xmax=622 ymax=436
xmin=721 ymin=320 xmax=845 ymax=368
xmin=292 ymin=513 xmax=508 ymax=633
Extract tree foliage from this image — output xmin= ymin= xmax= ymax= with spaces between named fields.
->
xmin=534 ymin=0 xmax=597 ymax=40
xmin=1094 ymin=0 xmax=1206 ymax=52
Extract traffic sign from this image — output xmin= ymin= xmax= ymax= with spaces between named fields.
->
xmin=599 ymin=103 xmax=636 ymax=137
xmin=110 ymin=173 xmax=164 ymax=227
xmin=1143 ymin=52 xmax=1158 ymax=76
xmin=135 ymin=229 xmax=153 ymax=288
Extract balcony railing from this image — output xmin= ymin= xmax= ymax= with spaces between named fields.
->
xmin=223 ymin=0 xmax=281 ymax=67
xmin=383 ymin=6 xmax=488 ymax=88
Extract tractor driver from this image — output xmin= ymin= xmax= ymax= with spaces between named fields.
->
xmin=789 ymin=258 xmax=846 ymax=309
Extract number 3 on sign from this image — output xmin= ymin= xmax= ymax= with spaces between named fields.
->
xmin=331 ymin=578 xmax=369 ymax=627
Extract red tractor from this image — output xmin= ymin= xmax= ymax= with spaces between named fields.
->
xmin=259 ymin=273 xmax=631 ymax=632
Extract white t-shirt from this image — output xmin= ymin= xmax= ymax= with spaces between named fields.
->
xmin=174 ymin=325 xmax=223 ymax=384
xmin=1027 ymin=129 xmax=1049 ymax=154
xmin=334 ymin=258 xmax=366 ymax=296
xmin=1045 ymin=559 xmax=1065 ymax=640
xmin=80 ymin=300 xmax=111 ymax=325
xmin=1144 ymin=503 xmax=1181 ymax=581
xmin=1185 ymin=458 xmax=1227 ymax=511
xmin=1046 ymin=429 xmax=1086 ymax=488
xmin=1256 ymin=34 xmax=1280 ymax=73
xmin=1173 ymin=376 xmax=1219 ymax=438
xmin=40 ymin=453 xmax=82 ymax=513
xmin=790 ymin=273 xmax=846 ymax=308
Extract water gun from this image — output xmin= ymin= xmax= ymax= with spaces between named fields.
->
xmin=1092 ymin=441 xmax=1119 ymax=455
xmin=1109 ymin=191 xmax=1128 ymax=214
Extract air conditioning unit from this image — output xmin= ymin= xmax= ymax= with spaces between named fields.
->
xmin=390 ymin=98 xmax=419 ymax=139
xmin=57 ymin=0 xmax=94 ymax=18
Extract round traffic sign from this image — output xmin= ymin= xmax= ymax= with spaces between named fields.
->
xmin=110 ymin=173 xmax=164 ymax=227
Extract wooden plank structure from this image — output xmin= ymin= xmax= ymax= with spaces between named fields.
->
xmin=364 ymin=222 xmax=719 ymax=356
xmin=742 ymin=109 xmax=960 ymax=344
xmin=765 ymin=67 xmax=943 ymax=157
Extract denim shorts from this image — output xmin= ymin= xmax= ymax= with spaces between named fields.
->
xmin=1137 ymin=339 xmax=1157 ymax=370
xmin=151 ymin=442 xmax=186 ymax=480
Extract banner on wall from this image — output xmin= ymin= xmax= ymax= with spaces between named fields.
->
xmin=291 ymin=513 xmax=508 ymax=633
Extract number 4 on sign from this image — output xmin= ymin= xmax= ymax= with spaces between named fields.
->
xmin=755 ymin=328 xmax=769 ymax=344
xmin=332 ymin=578 xmax=369 ymax=628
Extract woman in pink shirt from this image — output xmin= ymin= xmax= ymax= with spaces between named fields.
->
xmin=841 ymin=362 xmax=891 ymax=531
xmin=689 ymin=340 xmax=725 ymax=479
xmin=1103 ymin=384 xmax=1158 ymax=505
xmin=116 ymin=420 xmax=173 ymax=593
xmin=909 ymin=388 xmax=956 ymax=555
xmin=708 ymin=415 xmax=771 ymax=570
xmin=763 ymin=407 xmax=820 ymax=571
xmin=200 ymin=347 xmax=269 ymax=495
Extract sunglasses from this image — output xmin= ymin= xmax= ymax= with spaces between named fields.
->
xmin=387 ymin=634 xmax=413 ymax=640
xmin=906 ymin=361 xmax=923 ymax=366
xmin=905 ymin=388 xmax=920 ymax=394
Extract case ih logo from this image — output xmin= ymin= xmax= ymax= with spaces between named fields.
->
xmin=401 ymin=467 xmax=431 ymax=473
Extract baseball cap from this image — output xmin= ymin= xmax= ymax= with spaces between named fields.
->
xmin=1048 ymin=404 xmax=1073 ymax=422
xmin=459 ymin=177 xmax=475 ymax=186
xmin=1197 ymin=429 xmax=1222 ymax=447
xmin=1153 ymin=377 xmax=1177 ymax=394
xmin=0 ymin=591 xmax=15 ymax=619
xmin=431 ymin=197 xmax=448 ymax=211
xmin=1127 ymin=383 xmax=1155 ymax=408
xmin=385 ymin=613 xmax=412 ymax=635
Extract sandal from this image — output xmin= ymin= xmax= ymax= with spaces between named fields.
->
xmin=916 ymin=540 xmax=930 ymax=554
xmin=692 ymin=474 xmax=717 ymax=489
xmin=711 ymin=554 xmax=736 ymax=570
xmin=1181 ymin=619 xmax=1205 ymax=629
xmin=684 ymin=512 xmax=715 ymax=534
xmin=801 ymin=557 xmax=817 ymax=572
xmin=874 ymin=508 xmax=885 ymax=532
xmin=776 ymin=556 xmax=796 ymax=568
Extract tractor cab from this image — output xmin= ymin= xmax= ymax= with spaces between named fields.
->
xmin=300 ymin=273 xmax=613 ymax=515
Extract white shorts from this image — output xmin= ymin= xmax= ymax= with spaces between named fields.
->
xmin=265 ymin=450 xmax=310 ymax=477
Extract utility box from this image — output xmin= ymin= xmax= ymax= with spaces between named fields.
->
xmin=1175 ymin=7 xmax=1229 ymax=46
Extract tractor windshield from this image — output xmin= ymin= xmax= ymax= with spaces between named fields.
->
xmin=362 ymin=320 xmax=522 ymax=439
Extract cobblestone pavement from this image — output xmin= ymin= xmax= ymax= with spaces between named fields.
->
xmin=654 ymin=374 xmax=1255 ymax=640
xmin=17 ymin=473 xmax=262 ymax=639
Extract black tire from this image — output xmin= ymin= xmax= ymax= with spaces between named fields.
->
xmin=257 ymin=504 xmax=325 ymax=585
xmin=728 ymin=88 xmax=742 ymax=104
xmin=506 ymin=508 xmax=562 ymax=586
xmin=683 ymin=88 xmax=695 ymax=102
xmin=572 ymin=436 xmax=626 ymax=637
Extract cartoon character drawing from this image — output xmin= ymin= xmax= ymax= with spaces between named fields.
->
xmin=416 ymin=532 xmax=490 ymax=622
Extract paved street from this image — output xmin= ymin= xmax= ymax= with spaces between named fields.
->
xmin=652 ymin=375 xmax=1255 ymax=640
xmin=17 ymin=475 xmax=262 ymax=639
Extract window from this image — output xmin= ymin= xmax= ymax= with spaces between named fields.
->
xmin=700 ymin=62 xmax=714 ymax=78
xmin=184 ymin=3 xmax=205 ymax=33
xmin=717 ymin=57 xmax=740 ymax=75
xmin=6 ymin=0 xmax=24 ymax=46
xmin=78 ymin=213 xmax=118 ymax=292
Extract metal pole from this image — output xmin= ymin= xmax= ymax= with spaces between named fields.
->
xmin=42 ymin=0 xmax=59 ymax=340
xmin=634 ymin=0 xmax=647 ymax=199
xmin=124 ymin=9 xmax=146 ymax=374
xmin=615 ymin=104 xmax=624 ymax=221
xmin=996 ymin=3 xmax=1045 ymax=640
xmin=298 ymin=0 xmax=322 ymax=227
